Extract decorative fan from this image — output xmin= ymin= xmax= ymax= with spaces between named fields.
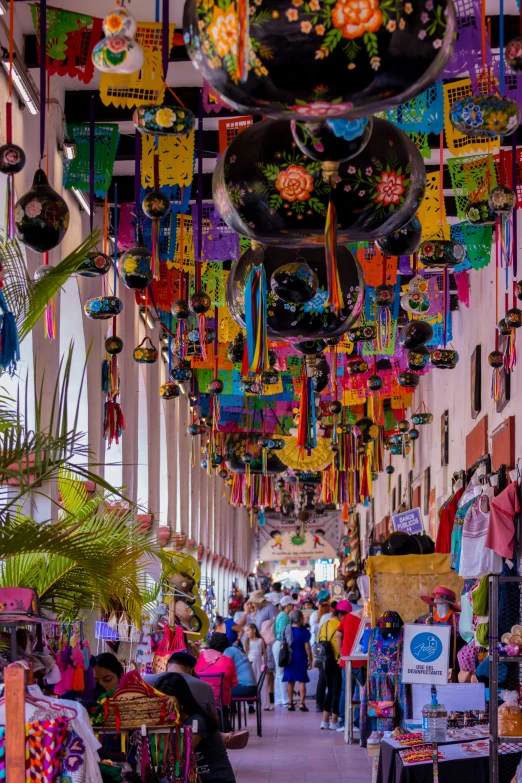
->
xmin=279 ymin=436 xmax=333 ymax=471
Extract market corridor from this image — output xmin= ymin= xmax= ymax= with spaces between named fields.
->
xmin=232 ymin=707 xmax=372 ymax=783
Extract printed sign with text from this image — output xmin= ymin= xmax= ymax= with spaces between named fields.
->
xmin=402 ymin=624 xmax=451 ymax=686
xmin=391 ymin=507 xmax=423 ymax=535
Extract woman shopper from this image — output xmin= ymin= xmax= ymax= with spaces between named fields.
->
xmin=283 ymin=609 xmax=313 ymax=712
xmin=273 ymin=596 xmax=297 ymax=707
xmin=244 ymin=623 xmax=270 ymax=710
xmin=155 ymin=673 xmax=236 ymax=783
xmin=318 ymin=600 xmax=351 ymax=730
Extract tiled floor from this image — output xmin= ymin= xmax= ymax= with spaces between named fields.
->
xmin=231 ymin=704 xmax=373 ymax=783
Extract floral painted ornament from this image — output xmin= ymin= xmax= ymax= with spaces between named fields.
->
xmin=418 ymin=239 xmax=465 ymax=268
xmin=399 ymin=319 xmax=433 ymax=348
xmin=488 ymin=185 xmax=516 ymax=216
xmin=398 ymin=370 xmax=420 ymax=388
xmin=160 ymin=381 xmax=181 ymax=399
xmin=505 ymin=37 xmax=522 ymax=72
xmin=465 ymin=200 xmax=495 ymax=226
xmin=92 ymin=5 xmax=144 ymax=73
xmin=407 ymin=345 xmax=430 ymax=370
xmin=227 ymin=244 xmax=364 ymax=341
xmin=15 ymin=169 xmax=70 ymax=252
xmin=430 ymin=347 xmax=459 ymax=368
xmin=133 ymin=336 xmax=159 ymax=364
xmin=270 ymin=260 xmax=319 ymax=303
xmin=76 ymin=251 xmax=112 ymax=278
xmin=213 ymin=118 xmax=425 ymax=246
xmin=291 ymin=117 xmax=372 ymax=162
xmin=0 ymin=143 xmax=25 ymax=174
xmin=84 ymin=296 xmax=123 ymax=320
xmin=449 ymin=94 xmax=520 ymax=138
xmin=105 ymin=335 xmax=123 ymax=354
xmin=118 ymin=238 xmax=153 ymax=290
xmin=133 ymin=104 xmax=196 ymax=137
xmin=183 ymin=0 xmax=455 ymax=121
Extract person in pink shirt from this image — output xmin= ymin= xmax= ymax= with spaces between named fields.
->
xmin=195 ymin=633 xmax=238 ymax=707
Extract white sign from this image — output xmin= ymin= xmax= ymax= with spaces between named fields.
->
xmin=402 ymin=624 xmax=451 ymax=686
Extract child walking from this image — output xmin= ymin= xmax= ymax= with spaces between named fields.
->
xmin=244 ymin=623 xmax=270 ymax=710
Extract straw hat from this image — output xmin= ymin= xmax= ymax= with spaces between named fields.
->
xmin=248 ymin=590 xmax=268 ymax=604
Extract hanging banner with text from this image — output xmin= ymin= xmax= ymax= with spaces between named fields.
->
xmin=402 ymin=624 xmax=451 ymax=686
xmin=391 ymin=507 xmax=423 ymax=535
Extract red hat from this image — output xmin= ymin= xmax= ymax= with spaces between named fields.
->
xmin=0 ymin=587 xmax=51 ymax=623
xmin=420 ymin=586 xmax=461 ymax=612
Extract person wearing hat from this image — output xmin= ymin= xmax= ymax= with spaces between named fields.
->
xmin=237 ymin=590 xmax=278 ymax=708
xmin=317 ymin=600 xmax=352 ymax=731
xmin=273 ymin=595 xmax=298 ymax=707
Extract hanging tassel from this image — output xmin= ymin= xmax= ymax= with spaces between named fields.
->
xmin=104 ymin=397 xmax=126 ymax=448
xmin=101 ymin=359 xmax=110 ymax=393
xmin=503 ymin=329 xmax=517 ymax=373
xmin=491 ymin=367 xmax=502 ymax=402
xmin=325 ymin=193 xmax=343 ymax=316
xmin=342 ymin=503 xmax=349 ymax=522
xmin=71 ymin=665 xmax=85 ymax=692
xmin=296 ymin=367 xmax=309 ymax=452
xmin=198 ymin=313 xmax=207 ymax=361
xmin=44 ymin=296 xmax=56 ymax=341
xmin=412 ymin=436 xmax=415 ymax=468
xmin=376 ymin=306 xmax=391 ymax=352
xmin=244 ymin=265 xmax=269 ymax=374
xmin=236 ymin=0 xmax=249 ymax=83
xmin=0 ymin=289 xmax=19 ymax=375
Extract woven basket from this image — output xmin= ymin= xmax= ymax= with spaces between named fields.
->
xmin=102 ymin=692 xmax=178 ymax=729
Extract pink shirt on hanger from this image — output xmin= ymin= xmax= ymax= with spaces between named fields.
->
xmin=485 ymin=482 xmax=520 ymax=559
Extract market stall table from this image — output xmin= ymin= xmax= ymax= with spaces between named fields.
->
xmin=377 ymin=736 xmax=489 ymax=783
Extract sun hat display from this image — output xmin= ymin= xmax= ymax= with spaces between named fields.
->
xmin=420 ymin=586 xmax=461 ymax=612
xmin=0 ymin=587 xmax=52 ymax=623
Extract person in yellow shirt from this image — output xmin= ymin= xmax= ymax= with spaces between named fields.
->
xmin=318 ymin=600 xmax=352 ymax=730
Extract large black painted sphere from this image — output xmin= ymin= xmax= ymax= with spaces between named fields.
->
xmin=226 ymin=245 xmax=364 ymax=342
xmin=15 ymin=169 xmax=70 ymax=252
xmin=399 ymin=320 xmax=434 ymax=349
xmin=213 ymin=118 xmax=426 ymax=247
xmin=375 ymin=217 xmax=422 ymax=256
xmin=183 ymin=0 xmax=455 ymax=121
xmin=225 ymin=433 xmax=287 ymax=475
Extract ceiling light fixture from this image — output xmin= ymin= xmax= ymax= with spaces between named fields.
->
xmin=71 ymin=187 xmax=91 ymax=215
xmin=1 ymin=53 xmax=40 ymax=115
xmin=0 ymin=2 xmax=8 ymax=15
xmin=62 ymin=136 xmax=76 ymax=160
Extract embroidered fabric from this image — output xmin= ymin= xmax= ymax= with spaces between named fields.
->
xmin=100 ymin=23 xmax=177 ymax=108
xmin=385 ymin=83 xmax=444 ymax=136
xmin=62 ymin=124 xmax=120 ymax=198
xmin=443 ymin=79 xmax=500 ymax=156
xmin=192 ymin=204 xmax=240 ymax=262
xmin=141 ymin=131 xmax=195 ymax=190
xmin=446 ymin=153 xmax=497 ymax=220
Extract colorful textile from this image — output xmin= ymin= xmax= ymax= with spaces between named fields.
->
xmin=435 ymin=488 xmax=464 ymax=553
xmin=485 ymin=481 xmax=520 ymax=559
xmin=360 ymin=628 xmax=408 ymax=746
xmin=26 ymin=718 xmax=69 ymax=782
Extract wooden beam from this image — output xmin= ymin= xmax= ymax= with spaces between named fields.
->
xmin=5 ymin=666 xmax=25 ymax=783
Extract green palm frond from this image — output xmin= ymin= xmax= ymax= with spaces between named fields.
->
xmin=0 ymin=230 xmax=101 ymax=341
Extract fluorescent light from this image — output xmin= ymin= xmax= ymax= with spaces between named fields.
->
xmin=140 ymin=310 xmax=155 ymax=330
xmin=63 ymin=136 xmax=76 ymax=160
xmin=71 ymin=187 xmax=91 ymax=215
xmin=1 ymin=54 xmax=39 ymax=115
xmin=0 ymin=2 xmax=8 ymax=15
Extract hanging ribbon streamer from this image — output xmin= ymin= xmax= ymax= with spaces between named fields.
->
xmin=243 ymin=264 xmax=269 ymax=375
xmin=151 ymin=153 xmax=161 ymax=280
xmin=89 ymin=94 xmax=95 ymax=232
xmin=325 ymin=193 xmax=343 ymax=316
xmin=162 ymin=0 xmax=170 ymax=80
xmin=512 ymin=134 xmax=518 ymax=279
xmin=39 ymin=0 xmax=46 ymax=163
xmin=236 ymin=0 xmax=250 ymax=83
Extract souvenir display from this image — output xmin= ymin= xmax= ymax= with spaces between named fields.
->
xmin=15 ymin=169 xmax=70 ymax=252
xmin=226 ymin=244 xmax=364 ymax=341
xmin=213 ymin=118 xmax=426 ymax=246
xmin=183 ymin=0 xmax=455 ymax=120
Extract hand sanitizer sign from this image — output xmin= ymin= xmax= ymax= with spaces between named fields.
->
xmin=402 ymin=624 xmax=451 ymax=685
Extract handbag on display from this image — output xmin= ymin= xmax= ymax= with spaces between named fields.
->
xmin=278 ymin=624 xmax=293 ymax=667
xmin=367 ymin=700 xmax=396 ymax=718
xmin=152 ymin=625 xmax=187 ymax=674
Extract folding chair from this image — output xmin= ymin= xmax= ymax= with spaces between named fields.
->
xmin=197 ymin=671 xmax=231 ymax=731
xmin=230 ymin=666 xmax=267 ymax=737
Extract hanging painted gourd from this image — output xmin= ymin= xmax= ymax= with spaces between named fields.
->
xmin=465 ymin=200 xmax=496 ymax=226
xmin=488 ymin=350 xmax=504 ymax=368
xmin=133 ymin=105 xmax=195 ymax=137
xmin=367 ymin=374 xmax=382 ymax=391
xmin=118 ymin=234 xmax=153 ymax=290
xmin=347 ymin=324 xmax=377 ymax=342
xmin=407 ymin=345 xmax=430 ymax=370
xmin=84 ymin=296 xmax=123 ymax=320
xmin=227 ymin=244 xmax=363 ymax=341
xmin=183 ymin=0 xmax=455 ymax=120
xmin=346 ymin=358 xmax=369 ymax=375
xmin=270 ymin=260 xmax=319 ymax=304
xmin=76 ymin=251 xmax=112 ymax=277
xmin=92 ymin=5 xmax=144 ymax=73
xmin=15 ymin=169 xmax=70 ymax=252
xmin=429 ymin=347 xmax=459 ymax=369
xmin=160 ymin=381 xmax=181 ymax=399
xmin=449 ymin=95 xmax=520 ymax=137
xmin=488 ymin=186 xmax=516 ymax=216
xmin=0 ymin=143 xmax=25 ymax=174
xmin=505 ymin=308 xmax=522 ymax=328
xmin=172 ymin=299 xmax=190 ymax=319
xmin=189 ymin=291 xmax=211 ymax=315
xmin=133 ymin=337 xmax=159 ymax=364
xmin=418 ymin=239 xmax=465 ymax=268
xmin=213 ymin=118 xmax=426 ymax=246
xmin=399 ymin=320 xmax=433 ymax=348
xmin=105 ymin=335 xmax=123 ymax=354
xmin=397 ymin=370 xmax=420 ymax=388
xmin=376 ymin=217 xmax=422 ymax=256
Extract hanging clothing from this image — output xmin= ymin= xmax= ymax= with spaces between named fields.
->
xmin=459 ymin=591 xmax=475 ymax=643
xmin=485 ymin=481 xmax=520 ymax=559
xmin=436 ymin=487 xmax=464 ymax=553
xmin=450 ymin=499 xmax=474 ymax=571
xmin=459 ymin=494 xmax=503 ymax=578
xmin=360 ymin=628 xmax=409 ymax=747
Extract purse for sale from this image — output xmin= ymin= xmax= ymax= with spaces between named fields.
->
xmin=367 ymin=700 xmax=396 ymax=718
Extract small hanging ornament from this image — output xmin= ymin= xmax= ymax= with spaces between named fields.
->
xmin=419 ymin=239 xmax=466 ymax=268
xmin=92 ymin=4 xmax=144 ymax=73
xmin=133 ymin=336 xmax=158 ymax=364
xmin=208 ymin=378 xmax=224 ymax=395
xmin=347 ymin=324 xmax=377 ymax=343
xmin=376 ymin=217 xmax=422 ymax=257
xmin=489 ymin=349 xmax=504 ymax=368
xmin=84 ymin=295 xmax=123 ymax=320
xmin=399 ymin=320 xmax=434 ymax=349
xmin=373 ymin=284 xmax=394 ymax=352
xmin=400 ymin=274 xmax=431 ymax=314
xmin=498 ymin=318 xmax=512 ymax=336
xmin=488 ymin=185 xmax=516 ymax=216
xmin=15 ymin=169 xmax=70 ymax=252
xmin=367 ymin=374 xmax=382 ymax=391
xmin=407 ymin=345 xmax=430 ymax=371
xmin=505 ymin=308 xmax=522 ymax=329
xmin=411 ymin=402 xmax=434 ymax=425
xmin=505 ymin=37 xmax=522 ymax=71
xmin=76 ymin=251 xmax=112 ymax=278
xmin=170 ymin=360 xmax=193 ymax=383
xmin=105 ymin=335 xmax=123 ymax=354
xmin=397 ymin=370 xmax=420 ymax=389
xmin=465 ymin=200 xmax=496 ymax=226
xmin=160 ymin=381 xmax=181 ymax=399
xmin=133 ymin=104 xmax=195 ymax=137
xmin=142 ymin=191 xmax=171 ymax=280
xmin=270 ymin=260 xmax=319 ymax=304
xmin=103 ymin=396 xmax=126 ymax=448
xmin=429 ymin=346 xmax=459 ymax=369
xmin=450 ymin=94 xmax=520 ymax=137
xmin=355 ymin=417 xmax=378 ymax=443
xmin=119 ymin=231 xmax=153 ymax=290
xmin=346 ymin=357 xmax=369 ymax=375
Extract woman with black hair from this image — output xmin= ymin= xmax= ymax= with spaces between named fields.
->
xmin=93 ymin=652 xmax=124 ymax=695
xmin=155 ymin=673 xmax=236 ymax=783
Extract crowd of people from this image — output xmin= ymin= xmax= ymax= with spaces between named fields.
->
xmin=92 ymin=581 xmax=365 ymax=782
